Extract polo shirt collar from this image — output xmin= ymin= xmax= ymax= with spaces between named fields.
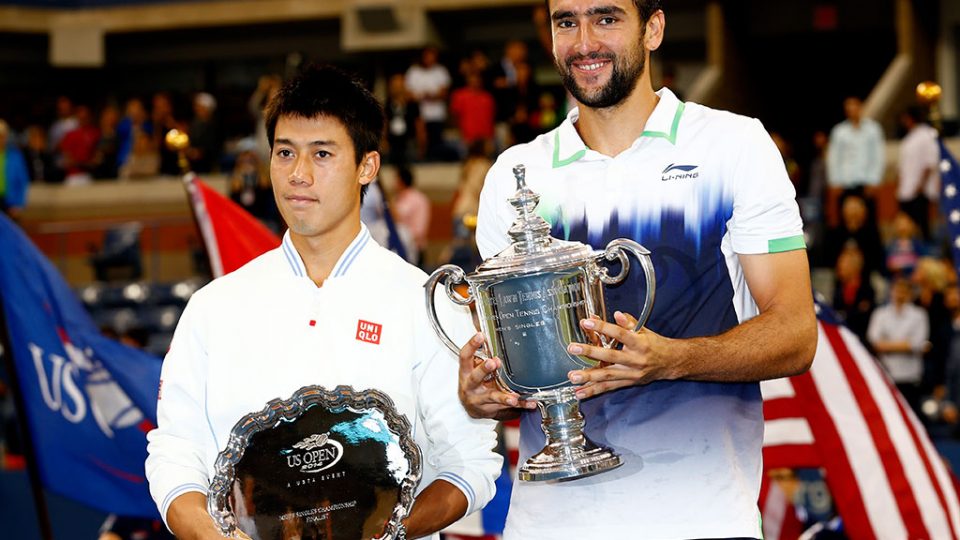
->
xmin=280 ymin=223 xmax=373 ymax=279
xmin=552 ymin=87 xmax=685 ymax=168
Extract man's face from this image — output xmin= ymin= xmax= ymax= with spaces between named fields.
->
xmin=270 ymin=115 xmax=374 ymax=240
xmin=550 ymin=0 xmax=647 ymax=109
xmin=844 ymin=98 xmax=862 ymax=122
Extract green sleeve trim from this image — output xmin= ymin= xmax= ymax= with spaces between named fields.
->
xmin=640 ymin=101 xmax=685 ymax=145
xmin=768 ymin=235 xmax=806 ymax=253
xmin=552 ymin=130 xmax=587 ymax=168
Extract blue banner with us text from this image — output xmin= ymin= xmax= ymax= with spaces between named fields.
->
xmin=0 ymin=214 xmax=161 ymax=517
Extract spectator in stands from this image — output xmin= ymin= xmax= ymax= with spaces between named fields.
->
xmin=807 ymin=130 xmax=829 ymax=202
xmin=826 ymin=194 xmax=884 ymax=277
xmin=492 ymin=40 xmax=529 ymax=148
xmin=771 ymin=132 xmax=801 ymax=190
xmin=0 ymin=119 xmax=29 ymax=220
xmin=23 ymin=125 xmax=59 ymax=184
xmin=897 ymin=106 xmax=940 ymax=241
xmin=804 ymin=130 xmax=830 ymax=266
xmin=826 ymin=96 xmax=885 ymax=223
xmin=392 ymin=166 xmax=431 ymax=266
xmin=459 ymin=48 xmax=493 ymax=88
xmin=868 ymin=277 xmax=929 ymax=412
xmin=451 ymin=140 xmax=492 ymax=241
xmin=152 ymin=92 xmax=181 ymax=176
xmin=507 ymin=60 xmax=537 ymax=145
xmin=942 ymin=285 xmax=960 ymax=426
xmin=385 ymin=73 xmax=423 ymax=166
xmin=405 ymin=46 xmax=452 ymax=161
xmin=186 ymin=92 xmax=221 ymax=174
xmin=229 ymin=139 xmax=278 ymax=232
xmin=93 ymin=104 xmax=120 ymax=179
xmin=119 ymin=130 xmax=160 ymax=180
xmin=529 ymin=91 xmax=561 ymax=134
xmin=249 ymin=74 xmax=282 ymax=165
xmin=59 ymin=105 xmax=100 ymax=185
xmin=48 ymin=95 xmax=77 ymax=177
xmin=449 ymin=71 xmax=495 ymax=155
xmin=886 ymin=211 xmax=923 ymax=277
xmin=116 ymin=98 xmax=151 ymax=172
xmin=832 ymin=242 xmax=875 ymax=346
xmin=914 ymin=257 xmax=954 ymax=398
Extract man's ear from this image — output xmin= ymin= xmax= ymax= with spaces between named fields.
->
xmin=358 ymin=151 xmax=381 ymax=186
xmin=645 ymin=10 xmax=665 ymax=52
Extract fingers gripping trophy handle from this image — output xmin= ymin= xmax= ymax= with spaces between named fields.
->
xmin=600 ymin=239 xmax=656 ymax=333
xmin=424 ymin=265 xmax=486 ymax=359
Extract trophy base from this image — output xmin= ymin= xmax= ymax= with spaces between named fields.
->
xmin=518 ymin=440 xmax=622 ymax=482
xmin=518 ymin=388 xmax=622 ymax=482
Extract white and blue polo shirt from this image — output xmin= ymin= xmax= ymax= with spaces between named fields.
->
xmin=477 ymin=88 xmax=804 ymax=539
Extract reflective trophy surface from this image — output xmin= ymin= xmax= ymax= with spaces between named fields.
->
xmin=425 ymin=165 xmax=655 ymax=482
xmin=207 ymin=385 xmax=420 ymax=539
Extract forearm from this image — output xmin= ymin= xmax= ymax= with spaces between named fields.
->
xmin=873 ymin=340 xmax=921 ymax=354
xmin=668 ymin=303 xmax=817 ymax=383
xmin=167 ymin=492 xmax=222 ymax=540
xmin=402 ymin=479 xmax=468 ymax=538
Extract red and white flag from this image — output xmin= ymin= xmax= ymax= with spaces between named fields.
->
xmin=183 ymin=174 xmax=279 ymax=278
xmin=762 ymin=314 xmax=960 ymax=539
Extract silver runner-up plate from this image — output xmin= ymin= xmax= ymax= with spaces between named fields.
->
xmin=207 ymin=385 xmax=421 ymax=540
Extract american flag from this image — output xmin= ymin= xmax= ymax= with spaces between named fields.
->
xmin=762 ymin=308 xmax=960 ymax=538
xmin=941 ymin=141 xmax=960 ymax=277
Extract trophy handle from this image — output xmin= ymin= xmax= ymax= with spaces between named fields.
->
xmin=598 ymin=239 xmax=656 ymax=333
xmin=424 ymin=265 xmax=487 ymax=359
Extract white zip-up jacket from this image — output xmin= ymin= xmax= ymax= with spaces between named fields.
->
xmin=145 ymin=225 xmax=501 ymax=538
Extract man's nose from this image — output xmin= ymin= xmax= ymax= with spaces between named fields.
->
xmin=289 ymin=154 xmax=313 ymax=185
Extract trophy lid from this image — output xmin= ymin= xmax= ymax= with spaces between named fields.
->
xmin=470 ymin=164 xmax=596 ymax=281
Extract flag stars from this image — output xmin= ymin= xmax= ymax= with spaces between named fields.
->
xmin=946 ymin=184 xmax=958 ymax=199
xmin=951 ymin=210 xmax=960 ymax=224
xmin=943 ymin=159 xmax=953 ymax=174
xmin=954 ymin=237 xmax=960 ymax=249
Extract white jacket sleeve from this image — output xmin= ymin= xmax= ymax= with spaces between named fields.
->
xmin=145 ymin=294 xmax=214 ymax=527
xmin=414 ymin=289 xmax=502 ymax=517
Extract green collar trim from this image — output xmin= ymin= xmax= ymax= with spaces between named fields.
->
xmin=551 ymin=98 xmax=684 ymax=167
xmin=640 ymin=101 xmax=685 ymax=145
xmin=552 ymin=129 xmax=587 ymax=168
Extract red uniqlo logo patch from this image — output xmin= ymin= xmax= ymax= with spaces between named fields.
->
xmin=356 ymin=320 xmax=382 ymax=344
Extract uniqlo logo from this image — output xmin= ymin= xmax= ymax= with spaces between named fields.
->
xmin=356 ymin=320 xmax=382 ymax=344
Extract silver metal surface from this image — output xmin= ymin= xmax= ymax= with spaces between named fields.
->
xmin=207 ymin=385 xmax=420 ymax=539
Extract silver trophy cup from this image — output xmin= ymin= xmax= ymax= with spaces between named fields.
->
xmin=425 ymin=164 xmax=655 ymax=482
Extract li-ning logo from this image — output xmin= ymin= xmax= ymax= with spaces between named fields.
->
xmin=661 ymin=163 xmax=700 ymax=181
xmin=356 ymin=320 xmax=382 ymax=344
xmin=285 ymin=433 xmax=344 ymax=474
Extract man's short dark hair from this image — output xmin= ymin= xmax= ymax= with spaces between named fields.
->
xmin=544 ymin=0 xmax=662 ymax=22
xmin=264 ymin=64 xmax=384 ymax=167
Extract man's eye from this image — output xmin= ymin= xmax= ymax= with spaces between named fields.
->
xmin=277 ymin=149 xmax=293 ymax=158
xmin=599 ymin=16 xmax=617 ymax=25
xmin=316 ymin=150 xmax=330 ymax=158
xmin=557 ymin=20 xmax=575 ymax=29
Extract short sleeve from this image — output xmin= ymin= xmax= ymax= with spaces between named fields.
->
xmin=726 ymin=118 xmax=805 ymax=255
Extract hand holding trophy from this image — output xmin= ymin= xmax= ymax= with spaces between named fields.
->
xmin=425 ymin=164 xmax=656 ymax=482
